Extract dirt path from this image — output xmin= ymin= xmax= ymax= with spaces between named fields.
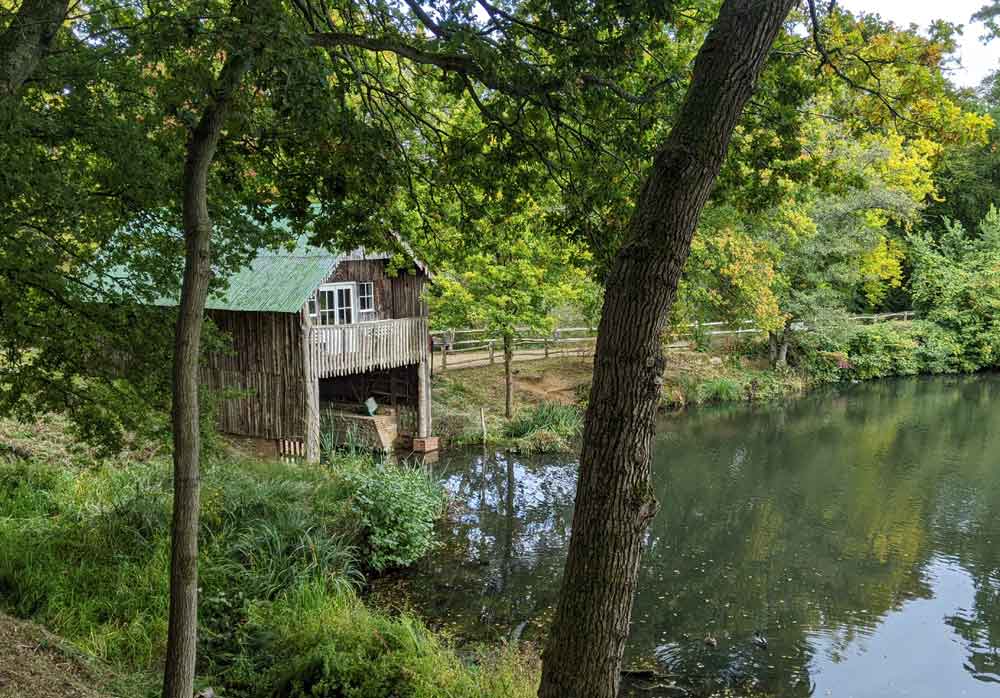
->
xmin=0 ymin=613 xmax=110 ymax=698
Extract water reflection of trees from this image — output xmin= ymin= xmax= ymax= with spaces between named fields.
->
xmin=415 ymin=376 xmax=1000 ymax=696
xmin=415 ymin=449 xmax=577 ymax=641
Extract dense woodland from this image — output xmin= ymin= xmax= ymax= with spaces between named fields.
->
xmin=4 ymin=1 xmax=1000 ymax=697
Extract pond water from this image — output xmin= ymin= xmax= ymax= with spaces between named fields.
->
xmin=408 ymin=375 xmax=1000 ymax=697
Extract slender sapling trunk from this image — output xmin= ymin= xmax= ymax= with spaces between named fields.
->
xmin=503 ymin=333 xmax=514 ymax=419
xmin=163 ymin=54 xmax=249 ymax=698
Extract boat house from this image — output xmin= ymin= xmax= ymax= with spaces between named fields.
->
xmin=191 ymin=239 xmax=434 ymax=461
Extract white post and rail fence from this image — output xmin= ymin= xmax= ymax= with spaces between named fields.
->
xmin=430 ymin=311 xmax=918 ymax=372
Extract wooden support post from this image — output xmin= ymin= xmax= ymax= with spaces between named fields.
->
xmin=301 ymin=309 xmax=320 ymax=464
xmin=417 ymin=355 xmax=431 ymax=439
xmin=544 ymin=337 xmax=549 ymax=358
xmin=489 ymin=339 xmax=495 ymax=365
xmin=441 ymin=343 xmax=448 ymax=371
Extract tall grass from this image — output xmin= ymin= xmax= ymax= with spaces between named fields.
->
xmin=0 ymin=449 xmax=514 ymax=697
xmin=504 ymin=402 xmax=583 ymax=453
xmin=240 ymin=580 xmax=540 ymax=698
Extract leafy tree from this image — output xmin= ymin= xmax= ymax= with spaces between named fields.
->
xmin=672 ymin=206 xmax=785 ymax=338
xmin=909 ymin=207 xmax=1000 ymax=371
xmin=2 ymin=1 xmax=423 ymax=694
xmin=925 ymin=69 xmax=1000 ymax=233
xmin=0 ymin=0 xmax=184 ymax=450
xmin=533 ymin=3 xmax=801 ymax=694
xmin=429 ymin=225 xmax=588 ymax=419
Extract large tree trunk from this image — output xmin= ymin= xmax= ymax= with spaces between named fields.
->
xmin=0 ymin=0 xmax=69 ymax=99
xmin=537 ymin=2 xmax=796 ymax=697
xmin=162 ymin=54 xmax=249 ymax=698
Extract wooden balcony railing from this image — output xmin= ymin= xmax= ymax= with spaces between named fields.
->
xmin=308 ymin=317 xmax=428 ymax=378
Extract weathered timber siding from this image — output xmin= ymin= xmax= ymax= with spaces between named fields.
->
xmin=203 ymin=309 xmax=305 ymax=440
xmin=326 ymin=259 xmax=427 ymax=319
xmin=199 ymin=258 xmax=428 ymax=443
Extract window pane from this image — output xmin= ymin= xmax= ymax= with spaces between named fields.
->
xmin=336 ymin=287 xmax=353 ymax=324
xmin=359 ymin=282 xmax=374 ymax=311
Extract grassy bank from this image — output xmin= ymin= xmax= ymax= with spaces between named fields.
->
xmin=433 ymin=319 xmax=994 ymax=451
xmin=432 ymin=350 xmax=806 ymax=451
xmin=433 ymin=361 xmax=587 ymax=452
xmin=0 ymin=611 xmax=128 ymax=698
xmin=0 ymin=416 xmax=539 ymax=698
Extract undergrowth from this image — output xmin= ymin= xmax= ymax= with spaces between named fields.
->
xmin=0 ymin=426 xmax=536 ymax=697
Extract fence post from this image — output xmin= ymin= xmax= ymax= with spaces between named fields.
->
xmin=544 ymin=337 xmax=550 ymax=358
xmin=489 ymin=339 xmax=495 ymax=365
xmin=441 ymin=343 xmax=447 ymax=371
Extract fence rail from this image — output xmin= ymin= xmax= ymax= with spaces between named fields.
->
xmin=430 ymin=311 xmax=917 ymax=371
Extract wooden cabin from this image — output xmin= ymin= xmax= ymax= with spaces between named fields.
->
xmin=194 ymin=239 xmax=433 ymax=461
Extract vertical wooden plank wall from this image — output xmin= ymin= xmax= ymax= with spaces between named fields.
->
xmin=326 ymin=259 xmax=427 ymax=319
xmin=203 ymin=310 xmax=306 ymax=441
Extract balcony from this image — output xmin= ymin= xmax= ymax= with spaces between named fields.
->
xmin=308 ymin=317 xmax=428 ymax=378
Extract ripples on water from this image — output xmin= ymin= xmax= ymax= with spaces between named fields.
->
xmin=409 ymin=376 xmax=1000 ymax=697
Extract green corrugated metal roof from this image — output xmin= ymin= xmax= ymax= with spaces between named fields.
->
xmin=204 ymin=251 xmax=338 ymax=312
xmin=97 ymin=227 xmax=423 ymax=314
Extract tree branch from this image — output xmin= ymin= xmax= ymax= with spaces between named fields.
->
xmin=806 ymin=0 xmax=911 ymax=123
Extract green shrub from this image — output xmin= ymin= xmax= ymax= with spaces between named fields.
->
xmin=503 ymin=402 xmax=583 ymax=453
xmin=914 ymin=322 xmax=964 ymax=374
xmin=0 ymin=451 xmax=447 ymax=693
xmin=243 ymin=580 xmax=540 ymax=698
xmin=792 ymin=319 xmax=975 ymax=384
xmin=846 ymin=323 xmax=922 ymax=379
xmin=692 ymin=377 xmax=745 ymax=404
xmin=340 ymin=463 xmax=444 ymax=572
xmin=505 ymin=401 xmax=582 ymax=439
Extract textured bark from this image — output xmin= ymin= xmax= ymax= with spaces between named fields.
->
xmin=302 ymin=310 xmax=321 ymax=464
xmin=163 ymin=54 xmax=249 ymax=698
xmin=768 ymin=327 xmax=789 ymax=367
xmin=537 ymin=2 xmax=797 ymax=697
xmin=503 ymin=334 xmax=514 ymax=419
xmin=777 ymin=339 xmax=789 ymax=366
xmin=0 ymin=0 xmax=69 ymax=99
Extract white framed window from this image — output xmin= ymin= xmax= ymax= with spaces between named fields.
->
xmin=358 ymin=281 xmax=375 ymax=322
xmin=335 ymin=285 xmax=353 ymax=325
xmin=309 ymin=281 xmax=378 ymax=325
xmin=311 ymin=283 xmax=355 ymax=326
